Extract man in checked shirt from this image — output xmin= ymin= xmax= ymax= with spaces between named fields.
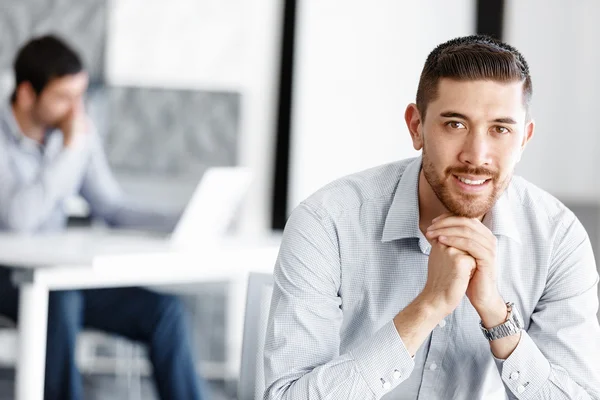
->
xmin=0 ymin=35 xmax=205 ymax=400
xmin=264 ymin=35 xmax=600 ymax=399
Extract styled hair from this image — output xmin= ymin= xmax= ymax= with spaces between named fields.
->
xmin=416 ymin=35 xmax=532 ymax=119
xmin=11 ymin=34 xmax=83 ymax=102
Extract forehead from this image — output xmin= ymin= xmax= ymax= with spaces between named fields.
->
xmin=42 ymin=72 xmax=89 ymax=95
xmin=428 ymin=78 xmax=526 ymax=120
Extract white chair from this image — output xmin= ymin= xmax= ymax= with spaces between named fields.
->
xmin=238 ymin=273 xmax=274 ymax=400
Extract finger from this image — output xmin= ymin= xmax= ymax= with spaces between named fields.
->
xmin=428 ymin=216 xmax=494 ymax=243
xmin=431 ymin=238 xmax=448 ymax=250
xmin=428 ymin=216 xmax=478 ymax=230
xmin=426 ymin=227 xmax=495 ymax=254
xmin=432 ymin=238 xmax=471 ymax=257
xmin=431 ymin=212 xmax=453 ymax=224
xmin=426 ymin=226 xmax=470 ymax=240
xmin=437 ymin=235 xmax=490 ymax=262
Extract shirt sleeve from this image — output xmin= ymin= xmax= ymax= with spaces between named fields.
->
xmin=0 ymin=132 xmax=87 ymax=232
xmin=79 ymin=130 xmax=179 ymax=232
xmin=494 ymin=215 xmax=600 ymax=399
xmin=263 ymin=203 xmax=416 ymax=400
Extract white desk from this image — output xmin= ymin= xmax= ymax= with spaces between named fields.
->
xmin=0 ymin=228 xmax=280 ymax=400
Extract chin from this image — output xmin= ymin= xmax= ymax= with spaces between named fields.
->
xmin=449 ymin=204 xmax=491 ymax=218
xmin=444 ymin=193 xmax=496 ymax=218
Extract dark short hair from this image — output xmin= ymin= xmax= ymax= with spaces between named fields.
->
xmin=416 ymin=35 xmax=532 ymax=120
xmin=11 ymin=35 xmax=84 ymax=102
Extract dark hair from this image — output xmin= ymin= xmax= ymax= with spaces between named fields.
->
xmin=416 ymin=35 xmax=532 ymax=120
xmin=11 ymin=35 xmax=84 ymax=102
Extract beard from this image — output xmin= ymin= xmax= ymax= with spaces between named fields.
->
xmin=31 ymin=104 xmax=66 ymax=130
xmin=421 ymin=145 xmax=510 ymax=218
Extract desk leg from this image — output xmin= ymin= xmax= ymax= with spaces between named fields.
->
xmin=15 ymin=282 xmax=49 ymax=400
xmin=226 ymin=278 xmax=248 ymax=380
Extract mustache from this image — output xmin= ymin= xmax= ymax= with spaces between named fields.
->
xmin=446 ymin=166 xmax=499 ymax=179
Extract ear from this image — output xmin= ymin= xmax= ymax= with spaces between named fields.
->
xmin=516 ymin=119 xmax=535 ymax=162
xmin=522 ymin=119 xmax=534 ymax=149
xmin=405 ymin=103 xmax=424 ymax=151
xmin=14 ymin=82 xmax=37 ymax=109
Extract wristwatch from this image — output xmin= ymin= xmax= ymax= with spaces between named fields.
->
xmin=479 ymin=302 xmax=523 ymax=341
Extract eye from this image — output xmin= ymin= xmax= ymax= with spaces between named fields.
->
xmin=446 ymin=121 xmax=466 ymax=129
xmin=493 ymin=126 xmax=510 ymax=134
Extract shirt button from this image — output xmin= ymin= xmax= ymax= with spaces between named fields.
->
xmin=380 ymin=378 xmax=390 ymax=390
xmin=517 ymin=385 xmax=525 ymax=394
xmin=429 ymin=363 xmax=438 ymax=371
xmin=438 ymin=319 xmax=447 ymax=328
xmin=510 ymin=371 xmax=520 ymax=380
xmin=393 ymin=369 xmax=401 ymax=379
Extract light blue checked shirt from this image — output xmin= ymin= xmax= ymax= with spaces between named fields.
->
xmin=0 ymin=104 xmax=176 ymax=234
xmin=264 ymin=156 xmax=600 ymax=399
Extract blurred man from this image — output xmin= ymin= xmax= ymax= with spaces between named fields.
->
xmin=0 ymin=35 xmax=204 ymax=400
xmin=264 ymin=35 xmax=600 ymax=399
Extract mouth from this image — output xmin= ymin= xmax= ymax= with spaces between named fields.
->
xmin=452 ymin=174 xmax=492 ymax=192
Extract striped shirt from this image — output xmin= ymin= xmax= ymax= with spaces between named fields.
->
xmin=0 ymin=104 xmax=176 ymax=233
xmin=264 ymin=156 xmax=600 ymax=399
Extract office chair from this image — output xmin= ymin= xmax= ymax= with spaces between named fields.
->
xmin=238 ymin=272 xmax=274 ymax=400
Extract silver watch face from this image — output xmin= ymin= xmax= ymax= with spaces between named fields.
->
xmin=480 ymin=303 xmax=523 ymax=341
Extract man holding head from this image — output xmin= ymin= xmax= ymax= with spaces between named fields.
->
xmin=264 ymin=35 xmax=600 ymax=399
xmin=0 ymin=35 xmax=205 ymax=400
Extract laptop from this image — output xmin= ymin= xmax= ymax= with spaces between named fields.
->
xmin=79 ymin=166 xmax=253 ymax=254
xmin=169 ymin=166 xmax=253 ymax=247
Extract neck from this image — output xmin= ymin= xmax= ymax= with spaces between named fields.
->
xmin=11 ymin=103 xmax=45 ymax=144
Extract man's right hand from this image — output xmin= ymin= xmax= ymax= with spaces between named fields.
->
xmin=420 ymin=240 xmax=476 ymax=316
xmin=394 ymin=240 xmax=476 ymax=356
xmin=58 ymin=102 xmax=88 ymax=148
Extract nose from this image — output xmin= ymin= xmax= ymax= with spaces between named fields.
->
xmin=458 ymin=131 xmax=491 ymax=167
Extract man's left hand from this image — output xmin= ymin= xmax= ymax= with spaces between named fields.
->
xmin=425 ymin=214 xmax=506 ymax=326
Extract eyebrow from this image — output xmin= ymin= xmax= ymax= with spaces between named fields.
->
xmin=439 ymin=112 xmax=517 ymax=125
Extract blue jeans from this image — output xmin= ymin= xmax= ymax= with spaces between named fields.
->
xmin=0 ymin=267 xmax=205 ymax=400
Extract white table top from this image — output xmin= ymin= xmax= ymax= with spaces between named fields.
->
xmin=0 ymin=227 xmax=282 ymax=292
xmin=0 ymin=227 xmax=282 ymax=269
xmin=0 ymin=228 xmax=171 ymax=268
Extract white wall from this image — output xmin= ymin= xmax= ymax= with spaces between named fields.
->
xmin=236 ymin=0 xmax=284 ymax=235
xmin=505 ymin=0 xmax=600 ymax=200
xmin=105 ymin=0 xmax=245 ymax=91
xmin=105 ymin=0 xmax=284 ymax=235
xmin=288 ymin=0 xmax=476 ymax=211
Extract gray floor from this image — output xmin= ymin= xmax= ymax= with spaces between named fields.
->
xmin=0 ymin=368 xmax=236 ymax=400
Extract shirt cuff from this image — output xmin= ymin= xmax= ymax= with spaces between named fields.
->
xmin=495 ymin=331 xmax=551 ymax=398
xmin=349 ymin=320 xmax=415 ymax=397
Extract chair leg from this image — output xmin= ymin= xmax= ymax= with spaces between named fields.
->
xmin=130 ymin=345 xmax=142 ymax=400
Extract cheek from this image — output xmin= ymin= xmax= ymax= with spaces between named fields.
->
xmin=425 ymin=136 xmax=460 ymax=165
xmin=493 ymin=151 xmax=522 ymax=180
xmin=41 ymin=95 xmax=69 ymax=111
xmin=498 ymin=140 xmax=524 ymax=164
xmin=47 ymin=103 xmax=70 ymax=118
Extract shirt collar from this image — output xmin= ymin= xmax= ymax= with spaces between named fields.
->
xmin=482 ymin=184 xmax=521 ymax=243
xmin=382 ymin=156 xmax=521 ymax=244
xmin=1 ymin=103 xmax=56 ymax=151
xmin=382 ymin=157 xmax=423 ymax=242
xmin=1 ymin=103 xmax=26 ymax=142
